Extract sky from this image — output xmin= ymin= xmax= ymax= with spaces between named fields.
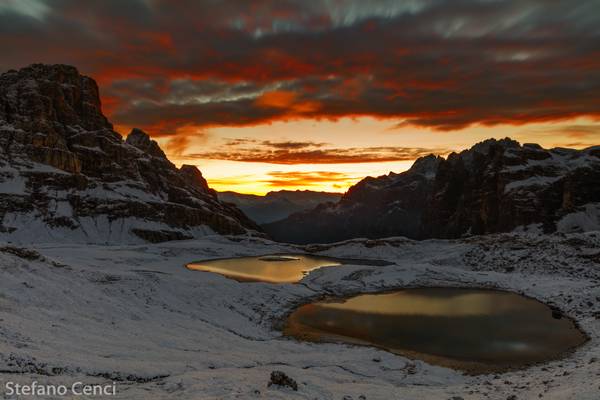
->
xmin=1 ymin=0 xmax=599 ymax=194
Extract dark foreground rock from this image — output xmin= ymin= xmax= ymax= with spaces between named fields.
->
xmin=268 ymin=370 xmax=298 ymax=391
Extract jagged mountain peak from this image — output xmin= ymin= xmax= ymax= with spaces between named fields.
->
xmin=0 ymin=64 xmax=260 ymax=243
xmin=265 ymin=137 xmax=600 ymax=244
xmin=408 ymin=153 xmax=443 ymax=178
xmin=126 ymin=128 xmax=167 ymax=159
xmin=468 ymin=137 xmax=520 ymax=152
xmin=0 ymin=63 xmax=112 ymax=135
xmin=180 ymin=164 xmax=212 ymax=194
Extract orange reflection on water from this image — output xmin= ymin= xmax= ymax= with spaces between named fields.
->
xmin=186 ymin=254 xmax=341 ymax=283
xmin=285 ymin=288 xmax=588 ymax=373
xmin=320 ymin=289 xmax=544 ymax=317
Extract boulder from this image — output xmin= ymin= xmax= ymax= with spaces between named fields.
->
xmin=267 ymin=371 xmax=298 ymax=391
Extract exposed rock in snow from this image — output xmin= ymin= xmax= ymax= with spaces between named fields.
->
xmin=265 ymin=138 xmax=600 ymax=244
xmin=0 ymin=64 xmax=261 ymax=244
xmin=268 ymin=370 xmax=298 ymax=391
xmin=557 ymin=203 xmax=600 ymax=233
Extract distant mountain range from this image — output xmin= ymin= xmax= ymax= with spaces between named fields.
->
xmin=264 ymin=139 xmax=600 ymax=244
xmin=0 ymin=64 xmax=260 ymax=243
xmin=218 ymin=190 xmax=342 ymax=224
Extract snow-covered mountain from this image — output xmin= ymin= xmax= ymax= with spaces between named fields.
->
xmin=0 ymin=64 xmax=260 ymax=244
xmin=265 ymin=138 xmax=600 ymax=244
xmin=219 ymin=190 xmax=342 ymax=224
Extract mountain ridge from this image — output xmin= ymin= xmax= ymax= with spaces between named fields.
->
xmin=218 ymin=190 xmax=342 ymax=224
xmin=264 ymin=138 xmax=600 ymax=244
xmin=0 ymin=63 xmax=260 ymax=243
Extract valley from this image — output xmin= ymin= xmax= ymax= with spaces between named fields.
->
xmin=0 ymin=233 xmax=598 ymax=399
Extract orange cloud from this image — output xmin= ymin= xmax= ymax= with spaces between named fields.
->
xmin=165 ymin=135 xmax=190 ymax=157
xmin=253 ymin=90 xmax=320 ymax=116
xmin=262 ymin=171 xmax=358 ymax=188
xmin=183 ymin=141 xmax=448 ymax=164
xmin=291 ymin=100 xmax=321 ymax=113
xmin=255 ymin=90 xmax=296 ymax=108
xmin=5 ymin=0 xmax=599 ymax=137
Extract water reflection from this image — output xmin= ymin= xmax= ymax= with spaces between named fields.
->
xmin=284 ymin=288 xmax=587 ymax=373
xmin=186 ymin=254 xmax=342 ymax=283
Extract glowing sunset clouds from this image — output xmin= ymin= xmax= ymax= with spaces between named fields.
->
xmin=1 ymin=1 xmax=599 ymax=193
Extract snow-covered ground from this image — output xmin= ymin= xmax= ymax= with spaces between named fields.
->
xmin=0 ymin=233 xmax=598 ymax=399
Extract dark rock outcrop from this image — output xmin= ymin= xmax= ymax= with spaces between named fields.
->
xmin=267 ymin=371 xmax=298 ymax=391
xmin=0 ymin=64 xmax=111 ymax=133
xmin=264 ymin=138 xmax=600 ymax=244
xmin=180 ymin=164 xmax=212 ymax=194
xmin=0 ymin=64 xmax=261 ymax=243
xmin=130 ymin=229 xmax=193 ymax=243
xmin=125 ymin=128 xmax=167 ymax=159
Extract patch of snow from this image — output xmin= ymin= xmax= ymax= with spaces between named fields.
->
xmin=504 ymin=176 xmax=561 ymax=193
xmin=0 ymin=171 xmax=27 ymax=195
xmin=511 ymin=223 xmax=544 ymax=236
xmin=22 ymin=161 xmax=71 ymax=174
xmin=0 ymin=213 xmax=216 ymax=245
xmin=50 ymin=200 xmax=73 ymax=217
xmin=71 ymin=144 xmax=107 ymax=154
xmin=0 ymin=233 xmax=597 ymax=399
xmin=503 ymin=148 xmax=600 ymax=174
xmin=76 ymin=182 xmax=166 ymax=203
xmin=557 ymin=203 xmax=600 ymax=233
xmin=0 ymin=123 xmax=22 ymax=132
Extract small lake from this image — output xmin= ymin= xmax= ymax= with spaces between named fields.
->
xmin=186 ymin=254 xmax=390 ymax=283
xmin=284 ymin=288 xmax=587 ymax=373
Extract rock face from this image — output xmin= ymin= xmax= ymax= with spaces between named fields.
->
xmin=218 ymin=190 xmax=342 ymax=224
xmin=264 ymin=138 xmax=600 ymax=244
xmin=267 ymin=371 xmax=298 ymax=391
xmin=0 ymin=64 xmax=260 ymax=244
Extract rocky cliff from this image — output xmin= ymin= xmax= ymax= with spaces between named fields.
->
xmin=264 ymin=138 xmax=600 ymax=244
xmin=0 ymin=64 xmax=260 ymax=243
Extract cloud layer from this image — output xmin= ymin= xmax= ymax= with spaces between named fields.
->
xmin=183 ymin=139 xmax=448 ymax=164
xmin=1 ymin=0 xmax=598 ymax=141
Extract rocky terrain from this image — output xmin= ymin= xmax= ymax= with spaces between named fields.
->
xmin=265 ymin=139 xmax=600 ymax=244
xmin=219 ymin=190 xmax=341 ymax=224
xmin=0 ymin=64 xmax=260 ymax=244
xmin=0 ymin=232 xmax=597 ymax=399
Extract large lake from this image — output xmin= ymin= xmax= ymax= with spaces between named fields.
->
xmin=284 ymin=288 xmax=587 ymax=373
xmin=187 ymin=254 xmax=389 ymax=283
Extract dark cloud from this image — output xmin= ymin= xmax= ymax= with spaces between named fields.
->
xmin=531 ymin=124 xmax=600 ymax=139
xmin=223 ymin=138 xmax=259 ymax=146
xmin=164 ymin=135 xmax=191 ymax=157
xmin=259 ymin=140 xmax=328 ymax=149
xmin=183 ymin=140 xmax=448 ymax=164
xmin=1 ymin=0 xmax=599 ymax=138
xmin=222 ymin=139 xmax=327 ymax=149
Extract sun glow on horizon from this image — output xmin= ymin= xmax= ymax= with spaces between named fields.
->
xmin=162 ymin=116 xmax=600 ymax=195
xmin=3 ymin=0 xmax=600 ymax=196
